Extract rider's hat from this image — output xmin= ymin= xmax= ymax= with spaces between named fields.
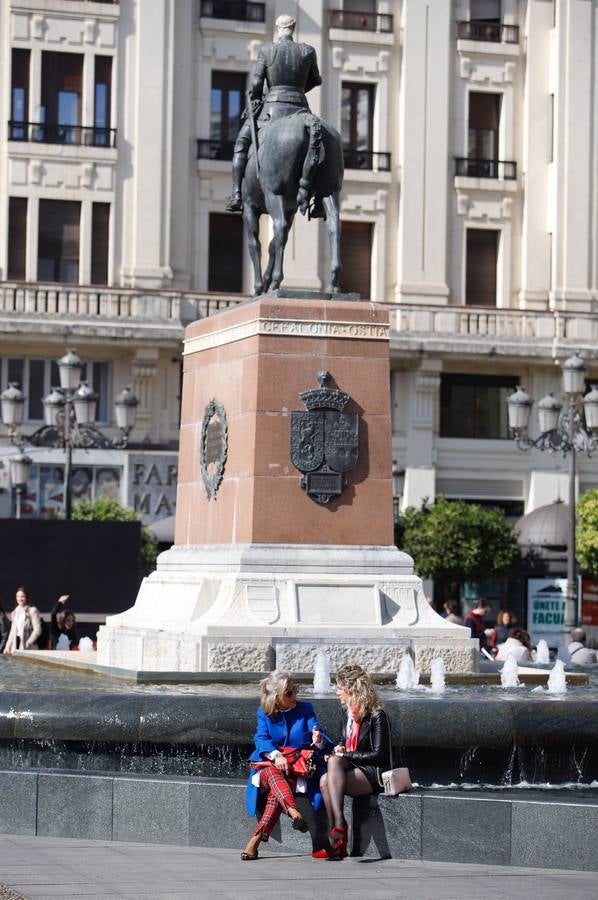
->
xmin=275 ymin=14 xmax=296 ymax=32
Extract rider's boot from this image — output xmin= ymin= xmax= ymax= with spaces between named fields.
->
xmin=225 ymin=151 xmax=247 ymax=213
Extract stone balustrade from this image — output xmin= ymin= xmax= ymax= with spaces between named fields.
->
xmin=389 ymin=304 xmax=598 ymax=355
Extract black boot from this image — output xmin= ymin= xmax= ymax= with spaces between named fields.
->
xmin=225 ymin=151 xmax=247 ymax=213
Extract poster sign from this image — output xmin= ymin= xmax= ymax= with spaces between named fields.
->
xmin=527 ymin=577 xmax=567 ymax=645
xmin=581 ymin=578 xmax=598 ymax=627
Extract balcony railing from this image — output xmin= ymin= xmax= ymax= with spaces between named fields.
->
xmin=8 ymin=121 xmax=117 ymax=148
xmin=343 ymin=148 xmax=391 ymax=172
xmin=197 ymin=139 xmax=236 ymax=161
xmin=0 ymin=282 xmax=242 ymax=329
xmin=329 ymin=9 xmax=393 ymax=33
xmin=455 ymin=158 xmax=516 ymax=180
xmin=457 ymin=21 xmax=519 ymax=43
xmin=200 ymin=0 xmax=265 ymax=22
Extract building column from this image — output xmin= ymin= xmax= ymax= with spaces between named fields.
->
xmin=401 ymin=362 xmax=441 ymax=510
xmin=79 ymin=199 xmax=92 ymax=284
xmin=395 ymin=0 xmax=451 ymax=305
xmin=25 ymin=196 xmax=39 ymax=281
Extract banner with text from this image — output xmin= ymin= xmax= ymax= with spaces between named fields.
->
xmin=581 ymin=578 xmax=598 ymax=627
xmin=527 ymin=577 xmax=567 ymax=645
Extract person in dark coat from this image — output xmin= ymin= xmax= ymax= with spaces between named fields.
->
xmin=314 ymin=664 xmax=391 ymax=860
xmin=50 ymin=594 xmax=78 ymax=649
xmin=241 ymin=670 xmax=332 ymax=861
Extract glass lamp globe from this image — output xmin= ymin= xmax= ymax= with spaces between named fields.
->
xmin=114 ymin=386 xmax=139 ymax=432
xmin=57 ymin=348 xmax=83 ymax=392
xmin=0 ymin=383 xmax=26 ymax=427
xmin=506 ymin=385 xmax=533 ymax=432
xmin=537 ymin=393 xmax=562 ymax=434
xmin=562 ymin=354 xmax=587 ymax=395
xmin=73 ymin=381 xmax=98 ymax=425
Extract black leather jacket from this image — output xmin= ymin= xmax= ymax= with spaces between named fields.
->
xmin=343 ymin=708 xmax=392 ymax=770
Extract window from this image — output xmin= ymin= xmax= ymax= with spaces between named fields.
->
xmin=94 ymin=56 xmax=112 ymax=146
xmin=208 ymin=213 xmax=243 ymax=292
xmin=38 ymin=200 xmax=81 ymax=284
xmin=466 ymin=229 xmax=499 ymax=306
xmin=340 ymin=222 xmax=372 ymax=298
xmin=10 ymin=49 xmax=29 ymax=140
xmin=440 ymin=374 xmax=518 ymax=439
xmin=91 ymin=203 xmax=110 ymax=285
xmin=470 ymin=0 xmax=501 ymax=22
xmin=41 ymin=52 xmax=83 ymax=143
xmin=210 ymin=72 xmax=246 ymax=158
xmin=468 ymin=92 xmax=500 ymax=164
xmin=7 ymin=198 xmax=27 ymax=281
xmin=341 ymin=83 xmax=374 ymax=168
xmin=1 ymin=357 xmax=111 ymax=424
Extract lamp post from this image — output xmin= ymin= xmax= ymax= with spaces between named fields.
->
xmin=8 ymin=451 xmax=33 ymax=519
xmin=1 ymin=348 xmax=139 ymax=520
xmin=506 ymin=355 xmax=598 ymax=632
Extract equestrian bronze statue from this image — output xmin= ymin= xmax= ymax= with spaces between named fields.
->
xmin=225 ymin=15 xmax=343 ymax=296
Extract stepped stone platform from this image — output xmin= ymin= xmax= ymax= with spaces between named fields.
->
xmin=0 ymin=770 xmax=596 ymax=872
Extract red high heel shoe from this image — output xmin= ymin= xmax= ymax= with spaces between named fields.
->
xmin=311 ymin=825 xmax=348 ymax=860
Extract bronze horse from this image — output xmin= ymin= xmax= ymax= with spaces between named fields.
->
xmin=242 ymin=112 xmax=344 ymax=296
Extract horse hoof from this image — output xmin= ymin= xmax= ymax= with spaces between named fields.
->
xmin=253 ymin=285 xmax=265 ymax=297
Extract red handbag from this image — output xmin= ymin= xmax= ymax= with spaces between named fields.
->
xmin=251 ymin=747 xmax=316 ymax=777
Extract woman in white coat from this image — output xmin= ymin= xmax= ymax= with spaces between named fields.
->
xmin=3 ymin=587 xmax=42 ymax=653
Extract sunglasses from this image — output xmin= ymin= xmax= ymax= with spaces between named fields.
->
xmin=283 ymin=686 xmax=297 ymax=698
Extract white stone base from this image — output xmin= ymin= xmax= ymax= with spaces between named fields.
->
xmin=96 ymin=544 xmax=479 ymax=673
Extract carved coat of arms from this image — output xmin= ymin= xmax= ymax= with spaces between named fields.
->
xmin=290 ymin=371 xmax=359 ymax=504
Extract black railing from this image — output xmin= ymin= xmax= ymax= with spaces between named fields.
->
xmin=343 ymin=148 xmax=391 ymax=172
xmin=457 ymin=21 xmax=519 ymax=43
xmin=200 ymin=0 xmax=265 ymax=22
xmin=455 ymin=158 xmax=517 ymax=180
xmin=8 ymin=121 xmax=117 ymax=148
xmin=197 ymin=139 xmax=236 ymax=161
xmin=329 ymin=10 xmax=393 ymax=33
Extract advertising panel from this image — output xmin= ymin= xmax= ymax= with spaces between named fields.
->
xmin=527 ymin=577 xmax=567 ymax=645
xmin=581 ymin=578 xmax=598 ymax=627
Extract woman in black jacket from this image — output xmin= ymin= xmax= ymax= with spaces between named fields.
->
xmin=314 ymin=663 xmax=391 ymax=860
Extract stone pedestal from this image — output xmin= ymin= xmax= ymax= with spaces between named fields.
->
xmin=98 ymin=297 xmax=478 ymax=672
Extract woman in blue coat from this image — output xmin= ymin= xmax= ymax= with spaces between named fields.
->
xmin=241 ymin=670 xmax=332 ymax=860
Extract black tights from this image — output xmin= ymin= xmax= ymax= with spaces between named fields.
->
xmin=320 ymin=755 xmax=373 ymax=831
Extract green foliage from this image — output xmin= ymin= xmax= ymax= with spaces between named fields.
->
xmin=576 ymin=489 xmax=598 ymax=576
xmin=398 ymin=496 xmax=519 ymax=582
xmin=71 ymin=497 xmax=157 ymax=574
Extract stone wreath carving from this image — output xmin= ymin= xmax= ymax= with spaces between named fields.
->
xmin=199 ymin=399 xmax=228 ymax=500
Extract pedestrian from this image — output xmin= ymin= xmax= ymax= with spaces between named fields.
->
xmin=3 ymin=587 xmax=42 ymax=653
xmin=496 ymin=627 xmax=533 ymax=663
xmin=463 ymin=598 xmax=491 ymax=648
xmin=0 ymin=602 xmax=10 ymax=653
xmin=241 ymin=670 xmax=332 ymax=861
xmin=568 ymin=628 xmax=598 ymax=665
xmin=494 ymin=609 xmax=517 ymax=645
xmin=315 ymin=664 xmax=392 ymax=860
xmin=50 ymin=594 xmax=78 ymax=649
xmin=442 ymin=599 xmax=463 ymax=625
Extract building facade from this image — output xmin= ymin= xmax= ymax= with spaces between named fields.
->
xmin=0 ymin=0 xmax=597 ymax=607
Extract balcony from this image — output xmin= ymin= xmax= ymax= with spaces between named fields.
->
xmin=197 ymin=139 xmax=235 ymax=162
xmin=200 ymin=0 xmax=265 ymax=22
xmin=343 ymin=149 xmax=391 ymax=172
xmin=8 ymin=122 xmax=117 ymax=148
xmin=455 ymin=158 xmax=516 ymax=180
xmin=328 ymin=9 xmax=393 ymax=33
xmin=457 ymin=21 xmax=519 ymax=44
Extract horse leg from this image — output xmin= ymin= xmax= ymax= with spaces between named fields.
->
xmin=322 ymin=193 xmax=342 ymax=293
xmin=265 ymin=194 xmax=290 ymax=292
xmin=243 ymin=203 xmax=264 ymax=296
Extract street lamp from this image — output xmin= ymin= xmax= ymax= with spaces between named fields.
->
xmin=506 ymin=354 xmax=598 ymax=633
xmin=8 ymin=451 xmax=33 ymax=520
xmin=1 ymin=348 xmax=139 ymax=520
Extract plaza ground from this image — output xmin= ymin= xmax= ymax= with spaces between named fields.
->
xmin=0 ymin=834 xmax=596 ymax=900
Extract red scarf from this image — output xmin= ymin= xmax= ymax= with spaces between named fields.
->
xmin=346 ymin=716 xmax=361 ymax=751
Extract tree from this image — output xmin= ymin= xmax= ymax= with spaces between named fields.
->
xmin=576 ymin=489 xmax=598 ymax=576
xmin=70 ymin=497 xmax=157 ymax=575
xmin=398 ymin=497 xmax=520 ymax=597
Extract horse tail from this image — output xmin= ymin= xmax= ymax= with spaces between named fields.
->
xmin=297 ymin=114 xmax=325 ymax=216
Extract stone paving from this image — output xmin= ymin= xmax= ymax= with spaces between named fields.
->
xmin=1 ymin=835 xmax=597 ymax=900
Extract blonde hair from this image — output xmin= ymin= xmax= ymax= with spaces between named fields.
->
xmin=336 ymin=664 xmax=381 ymax=717
xmin=260 ymin=669 xmax=294 ymax=718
